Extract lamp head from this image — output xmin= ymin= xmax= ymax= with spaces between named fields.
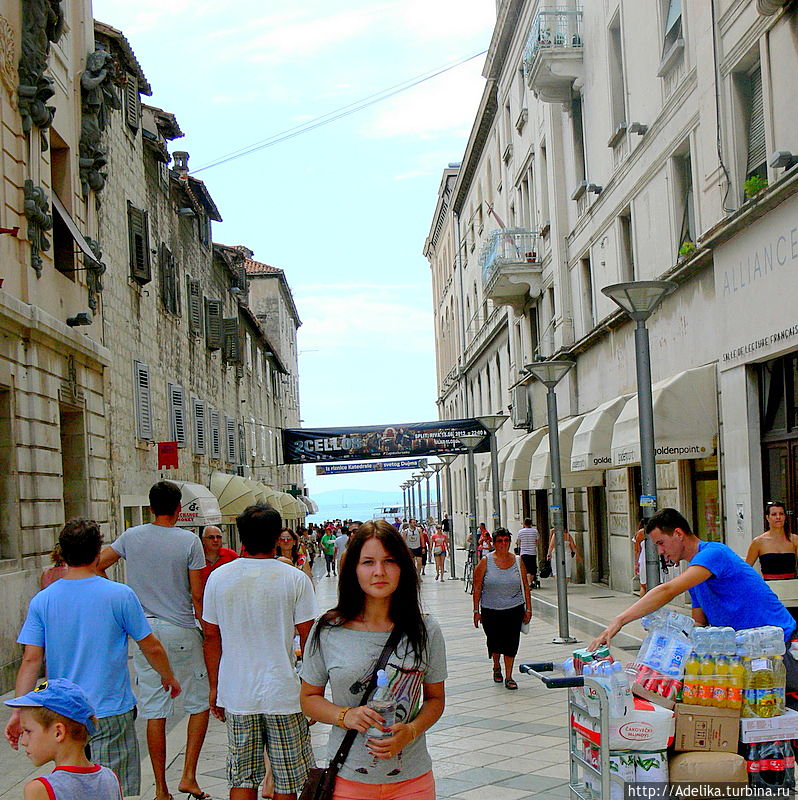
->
xmin=601 ymin=280 xmax=677 ymax=321
xmin=523 ymin=359 xmax=574 ymax=388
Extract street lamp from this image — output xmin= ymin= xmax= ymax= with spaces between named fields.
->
xmin=400 ymin=482 xmax=408 ymax=520
xmin=406 ymin=478 xmax=415 ymax=520
xmin=430 ymin=461 xmax=444 ymax=522
xmin=412 ymin=474 xmax=424 ymax=522
xmin=421 ymin=468 xmax=434 ymax=521
xmin=457 ymin=432 xmax=488 ymax=569
xmin=602 ymin=280 xmax=676 ymax=591
xmin=437 ymin=454 xmax=458 ymax=578
xmin=477 ymin=413 xmax=509 ymax=531
xmin=524 ymin=359 xmax=576 ymax=644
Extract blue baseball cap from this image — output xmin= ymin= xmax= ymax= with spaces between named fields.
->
xmin=4 ymin=679 xmax=97 ymax=735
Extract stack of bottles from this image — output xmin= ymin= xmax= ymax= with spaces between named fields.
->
xmin=564 ymin=656 xmax=631 ymax=719
xmin=682 ymin=626 xmax=743 ymax=709
xmin=744 ymin=741 xmax=796 ymax=792
xmin=737 ymin=626 xmax=786 ymax=718
xmin=632 ymin=610 xmax=695 ymax=702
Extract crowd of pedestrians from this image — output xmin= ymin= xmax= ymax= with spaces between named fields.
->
xmin=3 ymin=485 xmax=448 ymax=800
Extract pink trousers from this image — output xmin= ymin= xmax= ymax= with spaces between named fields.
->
xmin=332 ymin=770 xmax=435 ymax=800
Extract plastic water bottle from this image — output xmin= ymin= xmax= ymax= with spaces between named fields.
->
xmin=366 ymin=669 xmax=396 ymax=738
xmin=611 ymin=661 xmax=631 ymax=716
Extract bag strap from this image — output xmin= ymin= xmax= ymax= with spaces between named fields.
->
xmin=328 ymin=626 xmax=402 ymax=771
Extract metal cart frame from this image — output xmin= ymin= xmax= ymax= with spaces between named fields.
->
xmin=520 ymin=662 xmax=626 ymax=800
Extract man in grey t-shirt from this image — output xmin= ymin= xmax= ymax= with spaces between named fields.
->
xmin=100 ymin=481 xmax=210 ymax=800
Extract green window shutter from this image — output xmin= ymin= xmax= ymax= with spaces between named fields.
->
xmin=128 ymin=202 xmax=151 ymax=284
xmin=188 ymin=278 xmax=202 ymax=334
xmin=223 ymin=317 xmax=242 ymax=364
xmin=205 ymin=298 xmax=223 ymax=349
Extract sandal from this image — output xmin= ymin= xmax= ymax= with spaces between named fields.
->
xmin=493 ymin=667 xmax=503 ymax=683
xmin=505 ymin=678 xmax=518 ymax=690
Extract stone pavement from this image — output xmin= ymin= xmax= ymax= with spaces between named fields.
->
xmin=0 ymin=555 xmax=647 ymax=799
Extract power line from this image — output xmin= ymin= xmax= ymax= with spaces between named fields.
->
xmin=193 ymin=50 xmax=487 ymax=174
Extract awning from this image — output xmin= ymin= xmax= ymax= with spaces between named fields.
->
xmin=300 ymin=496 xmax=319 ymax=514
xmin=258 ymin=485 xmax=291 ymax=515
xmin=173 ymin=481 xmax=222 ymax=526
xmin=498 ymin=436 xmax=524 ymax=486
xmin=611 ymin=364 xmax=718 ymax=466
xmin=528 ymin=417 xmax=604 ymax=489
xmin=209 ymin=471 xmax=258 ymax=519
xmin=502 ymin=427 xmax=547 ymax=491
xmin=282 ymin=493 xmax=307 ymax=520
xmin=51 ymin=192 xmax=101 ymax=264
xmin=479 ymin=458 xmax=490 ymax=488
xmin=570 ymin=395 xmax=631 ymax=471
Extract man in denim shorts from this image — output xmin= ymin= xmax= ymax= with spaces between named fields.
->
xmin=204 ymin=504 xmax=317 ymax=800
xmin=100 ymin=481 xmax=210 ymax=800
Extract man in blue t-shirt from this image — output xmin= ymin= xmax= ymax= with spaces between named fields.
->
xmin=590 ymin=509 xmax=798 ymax=687
xmin=4 ymin=518 xmax=180 ymax=797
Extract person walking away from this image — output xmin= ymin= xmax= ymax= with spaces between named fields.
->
xmin=99 ymin=481 xmax=210 ymax=800
xmin=419 ymin=523 xmax=430 ymax=575
xmin=321 ymin=527 xmax=337 ymax=577
xmin=403 ymin=518 xmax=424 ymax=576
xmin=515 ymin=519 xmax=540 ymax=589
xmin=473 ymin=528 xmax=532 ymax=689
xmin=6 ymin=518 xmax=180 ymax=797
xmin=204 ymin=505 xmax=317 ymax=800
xmin=334 ymin=526 xmax=350 ymax=575
xmin=6 ymin=679 xmax=123 ymax=800
xmin=547 ymin=528 xmax=582 ymax=583
xmin=300 ymin=520 xmax=447 ymax=799
xmin=200 ymin=525 xmax=238 ymax=590
xmin=430 ymin=525 xmax=448 ymax=581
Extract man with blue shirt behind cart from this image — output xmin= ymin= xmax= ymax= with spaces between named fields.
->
xmin=589 ymin=507 xmax=798 ymax=695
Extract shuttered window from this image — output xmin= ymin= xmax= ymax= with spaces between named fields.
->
xmin=125 ymin=73 xmax=139 ymax=130
xmin=210 ymin=408 xmax=220 ymax=458
xmin=188 ymin=279 xmax=202 ymax=335
xmin=225 ymin=416 xmax=237 ymax=463
xmin=169 ymin=383 xmax=186 ymax=447
xmin=127 ymin=202 xmax=151 ymax=285
xmin=134 ymin=361 xmax=153 ymax=440
xmin=239 ymin=423 xmax=247 ymax=465
xmin=223 ymin=317 xmax=242 ymax=364
xmin=205 ymin=298 xmax=223 ymax=350
xmin=193 ymin=398 xmax=206 ymax=454
xmin=746 ymin=67 xmax=766 ymax=178
xmin=159 ymin=244 xmax=179 ymax=314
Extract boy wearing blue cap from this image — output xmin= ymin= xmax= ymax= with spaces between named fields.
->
xmin=6 ymin=678 xmax=122 ymax=799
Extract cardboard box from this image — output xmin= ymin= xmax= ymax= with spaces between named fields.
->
xmin=571 ymin=697 xmax=675 ymax=752
xmin=668 ymin=751 xmax=748 ymax=789
xmin=673 ymin=703 xmax=740 ymax=752
xmin=740 ymin=706 xmax=798 ymax=743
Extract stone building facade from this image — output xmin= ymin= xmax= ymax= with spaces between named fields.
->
xmin=425 ymin=0 xmax=798 ymax=592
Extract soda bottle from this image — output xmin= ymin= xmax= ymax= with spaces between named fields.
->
xmin=712 ymin=654 xmax=729 ymax=708
xmin=726 ymin=655 xmax=744 ymax=710
xmin=750 ymin=740 xmax=795 ymax=791
xmin=698 ymin=651 xmax=715 ymax=707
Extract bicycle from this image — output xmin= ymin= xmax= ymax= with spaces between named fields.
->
xmin=463 ymin=545 xmax=477 ymax=595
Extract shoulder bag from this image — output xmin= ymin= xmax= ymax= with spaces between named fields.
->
xmin=299 ymin=626 xmax=403 ymax=800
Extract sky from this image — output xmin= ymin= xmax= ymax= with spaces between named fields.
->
xmin=92 ymin=0 xmax=496 ymax=501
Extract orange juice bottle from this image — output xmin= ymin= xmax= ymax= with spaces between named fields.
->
xmin=698 ymin=653 xmax=715 ymax=706
xmin=682 ymin=652 xmax=701 ymax=705
xmin=726 ymin=655 xmax=744 ymax=710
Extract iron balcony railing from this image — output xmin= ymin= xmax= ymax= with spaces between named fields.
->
xmin=479 ymin=228 xmax=541 ymax=284
xmin=523 ymin=9 xmax=584 ymax=71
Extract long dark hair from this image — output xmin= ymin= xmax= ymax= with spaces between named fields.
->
xmin=278 ymin=528 xmax=300 ymax=564
xmin=310 ymin=519 xmax=427 ymax=664
xmin=766 ymin=501 xmax=790 ymax=543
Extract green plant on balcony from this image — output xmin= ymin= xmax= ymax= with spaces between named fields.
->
xmin=744 ymin=174 xmax=768 ymax=199
xmin=678 ymin=240 xmax=695 ymax=259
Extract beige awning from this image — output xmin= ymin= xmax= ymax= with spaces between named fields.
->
xmin=301 ymin=495 xmax=319 ymax=514
xmin=258 ymin=485 xmax=291 ymax=515
xmin=478 ymin=458 xmax=490 ymax=488
xmin=529 ymin=417 xmax=605 ymax=489
xmin=174 ymin=481 xmax=222 ymax=527
xmin=282 ymin=493 xmax=307 ymax=520
xmin=209 ymin=472 xmax=258 ymax=518
xmin=570 ymin=395 xmax=631 ymax=472
xmin=502 ymin=427 xmax=547 ymax=491
xmin=611 ymin=364 xmax=718 ymax=466
xmin=498 ymin=436 xmax=524 ymax=486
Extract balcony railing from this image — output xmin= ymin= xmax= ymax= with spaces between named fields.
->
xmin=479 ymin=229 xmax=541 ymax=282
xmin=523 ymin=10 xmax=584 ymax=68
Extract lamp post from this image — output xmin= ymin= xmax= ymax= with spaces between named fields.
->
xmin=457 ymin=433 xmax=488 ymax=572
xmin=401 ymin=482 xmax=408 ymax=520
xmin=602 ymin=280 xmax=677 ymax=592
xmin=477 ymin=414 xmax=509 ymax=531
xmin=413 ymin=474 xmax=424 ymax=522
xmin=437 ymin=454 xmax=458 ymax=578
xmin=524 ymin=359 xmax=577 ymax=644
xmin=421 ymin=468 xmax=434 ymax=521
xmin=407 ymin=479 xmax=415 ymax=520
xmin=430 ymin=461 xmax=444 ymax=522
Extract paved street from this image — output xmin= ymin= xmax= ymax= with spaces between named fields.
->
xmin=0 ymin=561 xmax=619 ymax=799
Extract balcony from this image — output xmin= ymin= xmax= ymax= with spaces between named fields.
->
xmin=479 ymin=229 xmax=543 ymax=308
xmin=523 ymin=9 xmax=584 ymax=104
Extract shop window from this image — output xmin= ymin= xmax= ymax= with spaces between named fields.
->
xmin=759 ymin=355 xmax=794 ymax=437
xmin=691 ymin=455 xmax=721 ymax=542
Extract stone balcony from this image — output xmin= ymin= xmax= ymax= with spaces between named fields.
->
xmin=523 ymin=9 xmax=584 ymax=104
xmin=480 ymin=228 xmax=543 ymax=309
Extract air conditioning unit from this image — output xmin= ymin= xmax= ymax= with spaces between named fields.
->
xmin=511 ymin=384 xmax=533 ymax=430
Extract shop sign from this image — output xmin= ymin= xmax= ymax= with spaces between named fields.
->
xmin=157 ymin=441 xmax=178 ymax=469
xmin=715 ymin=193 xmax=798 ymax=370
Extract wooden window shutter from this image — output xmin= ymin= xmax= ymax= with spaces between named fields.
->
xmin=746 ymin=67 xmax=766 ymax=175
xmin=225 ymin=416 xmax=237 ymax=463
xmin=223 ymin=317 xmax=242 ymax=364
xmin=188 ymin=279 xmax=202 ymax=334
xmin=169 ymin=383 xmax=186 ymax=446
xmin=125 ymin=73 xmax=139 ymax=130
xmin=238 ymin=423 xmax=247 ymax=463
xmin=134 ymin=361 xmax=153 ymax=440
xmin=210 ymin=408 xmax=220 ymax=458
xmin=159 ymin=244 xmax=179 ymax=314
xmin=193 ymin=398 xmax=206 ymax=454
xmin=205 ymin=298 xmax=223 ymax=350
xmin=128 ymin=202 xmax=151 ymax=284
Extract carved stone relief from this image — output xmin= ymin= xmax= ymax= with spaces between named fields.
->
xmin=17 ymin=0 xmax=64 ymax=150
xmin=85 ymin=237 xmax=106 ymax=312
xmin=0 ymin=16 xmax=17 ymax=109
xmin=24 ymin=179 xmax=52 ymax=275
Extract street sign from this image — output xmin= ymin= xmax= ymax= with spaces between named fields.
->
xmin=315 ymin=458 xmax=427 ymax=476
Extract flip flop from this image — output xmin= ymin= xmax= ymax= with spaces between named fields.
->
xmin=505 ymin=678 xmax=518 ymax=690
xmin=493 ymin=667 xmax=503 ymax=683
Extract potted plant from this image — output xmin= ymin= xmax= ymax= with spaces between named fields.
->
xmin=744 ymin=174 xmax=768 ymax=199
xmin=678 ymin=240 xmax=695 ymax=259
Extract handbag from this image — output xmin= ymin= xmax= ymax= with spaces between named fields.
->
xmin=299 ymin=627 xmax=402 ymax=800
xmin=539 ymin=559 xmax=552 ymax=579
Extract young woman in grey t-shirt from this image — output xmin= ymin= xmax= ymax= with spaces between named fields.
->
xmin=300 ymin=520 xmax=447 ymax=799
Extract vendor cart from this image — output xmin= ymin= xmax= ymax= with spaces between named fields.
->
xmin=520 ymin=662 xmax=626 ymax=800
